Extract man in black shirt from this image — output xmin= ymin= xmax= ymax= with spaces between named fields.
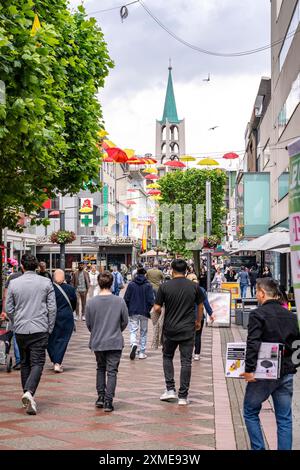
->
xmin=240 ymin=278 xmax=300 ymax=450
xmin=38 ymin=262 xmax=52 ymax=281
xmin=154 ymin=259 xmax=204 ymax=405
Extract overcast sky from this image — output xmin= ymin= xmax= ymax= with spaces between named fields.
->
xmin=69 ymin=0 xmax=271 ymax=168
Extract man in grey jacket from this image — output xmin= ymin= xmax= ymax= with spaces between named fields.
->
xmin=6 ymin=254 xmax=57 ymax=415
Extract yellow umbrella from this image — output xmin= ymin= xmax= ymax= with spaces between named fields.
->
xmin=97 ymin=129 xmax=109 ymax=139
xmin=103 ymin=139 xmax=117 ymax=149
xmin=124 ymin=149 xmax=135 ymax=158
xmin=146 ymin=183 xmax=161 ymax=189
xmin=142 ymin=167 xmax=158 ymax=174
xmin=180 ymin=155 xmax=196 ymax=162
xmin=197 ymin=158 xmax=219 ymax=166
xmin=150 ymin=195 xmax=163 ymax=201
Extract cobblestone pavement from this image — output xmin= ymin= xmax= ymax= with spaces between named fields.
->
xmin=0 ymin=320 xmax=299 ymax=450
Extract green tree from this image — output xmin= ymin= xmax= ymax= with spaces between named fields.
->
xmin=0 ymin=0 xmax=113 ymax=291
xmin=158 ymin=168 xmax=227 ymax=258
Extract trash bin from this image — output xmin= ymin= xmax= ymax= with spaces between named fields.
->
xmin=234 ymin=298 xmax=243 ymax=325
xmin=242 ymin=299 xmax=258 ymax=329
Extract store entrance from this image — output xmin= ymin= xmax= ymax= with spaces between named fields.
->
xmin=107 ymin=254 xmax=125 ymax=270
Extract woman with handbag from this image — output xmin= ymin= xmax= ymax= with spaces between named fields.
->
xmin=47 ymin=269 xmax=77 ymax=373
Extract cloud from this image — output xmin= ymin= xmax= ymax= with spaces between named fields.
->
xmin=68 ymin=0 xmax=271 ymax=165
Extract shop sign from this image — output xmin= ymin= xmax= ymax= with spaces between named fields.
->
xmin=81 ymin=236 xmax=139 ymax=246
xmin=288 ymin=139 xmax=300 ymax=321
xmin=79 ymin=198 xmax=93 ymax=214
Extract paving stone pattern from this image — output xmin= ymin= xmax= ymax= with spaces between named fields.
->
xmin=0 ymin=320 xmax=298 ymax=450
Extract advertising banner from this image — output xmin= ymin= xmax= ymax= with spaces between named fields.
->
xmin=207 ymin=291 xmax=231 ymax=327
xmin=221 ymin=282 xmax=240 ymax=310
xmin=288 ymin=139 xmax=300 ymax=321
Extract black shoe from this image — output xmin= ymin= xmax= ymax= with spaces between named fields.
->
xmin=130 ymin=345 xmax=137 ymax=360
xmin=104 ymin=401 xmax=114 ymax=412
xmin=95 ymin=395 xmax=105 ymax=408
xmin=13 ymin=363 xmax=21 ymax=371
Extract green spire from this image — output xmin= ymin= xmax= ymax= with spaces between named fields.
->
xmin=161 ymin=65 xmax=180 ymax=124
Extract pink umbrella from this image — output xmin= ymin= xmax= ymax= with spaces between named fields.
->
xmin=164 ymin=160 xmax=186 ymax=168
xmin=147 ymin=189 xmax=161 ymax=195
xmin=144 ymin=174 xmax=159 ymax=180
xmin=223 ymin=152 xmax=239 ymax=160
xmin=127 ymin=188 xmax=138 ymax=193
xmin=125 ymin=200 xmax=136 ymax=205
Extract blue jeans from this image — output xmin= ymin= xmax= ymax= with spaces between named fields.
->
xmin=240 ymin=284 xmax=248 ymax=298
xmin=129 ymin=315 xmax=148 ymax=353
xmin=243 ymin=374 xmax=294 ymax=450
xmin=13 ymin=334 xmax=20 ymax=364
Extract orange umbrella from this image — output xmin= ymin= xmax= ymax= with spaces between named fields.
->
xmin=143 ymin=157 xmax=157 ymax=164
xmin=106 ymin=148 xmax=128 ymax=163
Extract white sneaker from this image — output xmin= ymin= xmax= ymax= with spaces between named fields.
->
xmin=54 ymin=364 xmax=63 ymax=373
xmin=160 ymin=389 xmax=177 ymax=402
xmin=22 ymin=391 xmax=37 ymax=415
xmin=138 ymin=352 xmax=147 ymax=359
xmin=194 ymin=354 xmax=200 ymax=361
xmin=178 ymin=398 xmax=190 ymax=406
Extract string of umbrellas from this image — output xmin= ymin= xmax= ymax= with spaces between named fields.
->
xmin=98 ymin=130 xmax=240 ymax=204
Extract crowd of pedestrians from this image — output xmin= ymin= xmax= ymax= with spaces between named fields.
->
xmin=1 ymin=254 xmax=299 ymax=451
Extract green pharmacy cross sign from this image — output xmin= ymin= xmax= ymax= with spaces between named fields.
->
xmin=81 ymin=214 xmax=93 ymax=227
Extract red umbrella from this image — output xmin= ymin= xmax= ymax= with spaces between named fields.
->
xmin=103 ymin=156 xmax=114 ymax=162
xmin=164 ymin=160 xmax=186 ymax=168
xmin=147 ymin=189 xmax=161 ymax=195
xmin=127 ymin=188 xmax=138 ymax=192
xmin=125 ymin=200 xmax=136 ymax=205
xmin=144 ymin=174 xmax=159 ymax=180
xmin=223 ymin=152 xmax=239 ymax=160
xmin=106 ymin=147 xmax=128 ymax=163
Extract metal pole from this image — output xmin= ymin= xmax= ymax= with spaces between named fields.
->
xmin=60 ymin=210 xmax=65 ymax=270
xmin=206 ymin=181 xmax=212 ymax=291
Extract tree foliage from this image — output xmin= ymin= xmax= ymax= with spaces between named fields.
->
xmin=158 ymin=168 xmax=227 ymax=256
xmin=0 ymin=0 xmax=113 ymax=232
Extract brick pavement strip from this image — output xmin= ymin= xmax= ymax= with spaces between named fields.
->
xmin=0 ymin=320 xmax=299 ymax=450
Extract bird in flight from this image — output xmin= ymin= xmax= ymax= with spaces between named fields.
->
xmin=203 ymin=73 xmax=210 ymax=82
xmin=208 ymin=126 xmax=219 ymax=131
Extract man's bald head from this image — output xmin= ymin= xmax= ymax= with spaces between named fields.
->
xmin=53 ymin=269 xmax=65 ymax=284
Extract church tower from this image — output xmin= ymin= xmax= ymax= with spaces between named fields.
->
xmin=155 ymin=63 xmax=186 ymax=165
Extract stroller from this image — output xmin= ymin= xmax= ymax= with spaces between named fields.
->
xmin=0 ymin=319 xmax=13 ymax=373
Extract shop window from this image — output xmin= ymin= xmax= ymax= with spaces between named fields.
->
xmin=278 ymin=172 xmax=289 ymax=200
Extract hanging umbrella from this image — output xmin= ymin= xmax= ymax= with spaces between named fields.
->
xmin=146 ymin=183 xmax=160 ymax=189
xmin=127 ymin=188 xmax=138 ymax=192
xmin=147 ymin=189 xmax=161 ymax=195
xmin=179 ymin=155 xmax=196 ymax=162
xmin=124 ymin=149 xmax=135 ymax=158
xmin=97 ymin=129 xmax=109 ymax=139
xmin=125 ymin=200 xmax=136 ymax=205
xmin=142 ymin=167 xmax=158 ymax=173
xmin=223 ymin=152 xmax=239 ymax=160
xmin=127 ymin=157 xmax=146 ymax=165
xmin=150 ymin=195 xmax=162 ymax=201
xmin=144 ymin=174 xmax=159 ymax=180
xmin=102 ymin=139 xmax=117 ymax=150
xmin=106 ymin=147 xmax=128 ymax=163
xmin=197 ymin=158 xmax=219 ymax=166
xmin=103 ymin=156 xmax=114 ymax=163
xmin=143 ymin=157 xmax=157 ymax=164
xmin=164 ymin=160 xmax=186 ymax=168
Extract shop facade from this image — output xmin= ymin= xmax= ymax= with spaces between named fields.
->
xmin=36 ymin=235 xmax=140 ymax=272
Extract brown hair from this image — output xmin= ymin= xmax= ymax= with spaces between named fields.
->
xmin=98 ymin=271 xmax=113 ymax=289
